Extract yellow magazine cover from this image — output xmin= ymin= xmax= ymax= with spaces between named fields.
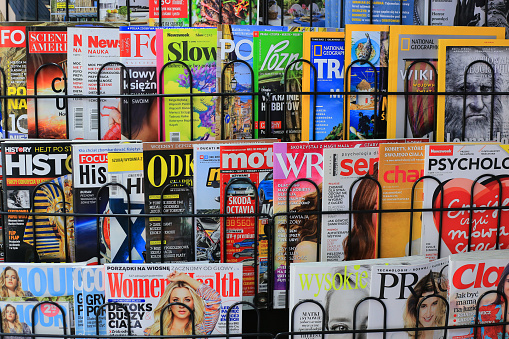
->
xmin=302 ymin=31 xmax=345 ymax=141
xmin=344 ymin=24 xmax=389 ymax=140
xmin=437 ymin=39 xmax=509 ymax=144
xmin=386 ymin=25 xmax=504 ymax=140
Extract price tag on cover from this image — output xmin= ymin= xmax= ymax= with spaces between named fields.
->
xmin=41 ymin=304 xmax=60 ymax=317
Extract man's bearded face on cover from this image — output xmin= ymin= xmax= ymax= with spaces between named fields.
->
xmin=444 ymin=49 xmax=503 ymax=141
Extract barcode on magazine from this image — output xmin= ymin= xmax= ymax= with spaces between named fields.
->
xmin=74 ymin=107 xmax=84 ymax=130
xmin=109 ymin=175 xmax=119 ymax=197
xmin=170 ymin=132 xmax=180 ymax=142
xmin=277 ymin=292 xmax=286 ymax=308
xmin=90 ymin=108 xmax=99 ymax=130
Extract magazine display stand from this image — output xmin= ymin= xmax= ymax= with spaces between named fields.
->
xmin=0 ymin=1 xmax=507 ymax=337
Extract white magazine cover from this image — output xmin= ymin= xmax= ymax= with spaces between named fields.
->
xmin=289 ymin=256 xmax=428 ymax=337
xmin=104 ymin=263 xmax=243 ymax=336
xmin=421 ymin=144 xmax=509 ymax=261
xmin=0 ymin=301 xmax=71 ymax=339
xmin=322 ymin=147 xmax=379 ymax=262
xmin=67 ymin=27 xmax=86 ymax=140
xmin=367 ymin=258 xmax=449 ymax=339
xmin=448 ymin=250 xmax=509 ymax=339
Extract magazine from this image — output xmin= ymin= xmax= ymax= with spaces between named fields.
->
xmin=302 ymin=31 xmax=345 ymax=141
xmin=157 ymin=28 xmax=217 ymax=141
xmin=321 ymin=146 xmax=379 ymax=262
xmin=119 ymin=26 xmax=158 ymax=141
xmin=448 ymin=250 xmax=509 ymax=339
xmin=436 ymin=39 xmax=509 ymax=144
xmin=68 ymin=27 xmax=86 ymax=140
xmin=72 ymin=142 xmax=142 ymax=264
xmin=2 ymin=140 xmax=73 ymax=262
xmin=143 ymin=142 xmax=195 ymax=263
xmin=107 ymin=152 xmax=145 ymax=263
xmin=367 ymin=258 xmax=449 ymax=339
xmin=344 ymin=24 xmax=389 ymax=140
xmin=82 ymin=266 xmax=105 ymax=336
xmin=73 ymin=267 xmax=84 ymax=336
xmin=216 ymin=24 xmax=287 ymax=140
xmin=50 ymin=0 xmax=98 ymax=21
xmin=421 ymin=144 xmax=509 ymax=260
xmin=343 ymin=0 xmax=412 ymax=25
xmin=219 ymin=143 xmax=273 ymax=305
xmin=262 ymin=0 xmax=325 ymax=27
xmin=386 ymin=25 xmax=505 ymax=139
xmin=104 ymin=263 xmax=243 ymax=335
xmin=253 ymin=31 xmax=303 ymax=140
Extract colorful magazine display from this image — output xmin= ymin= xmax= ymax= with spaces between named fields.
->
xmin=104 ymin=263 xmax=243 ymax=335
xmin=107 ymin=152 xmax=146 ymax=263
xmin=157 ymin=28 xmax=217 ymax=141
xmin=386 ymin=25 xmax=504 ymax=139
xmin=302 ymin=31 xmax=345 ymax=141
xmin=421 ymin=144 xmax=509 ymax=260
xmin=253 ymin=31 xmax=303 ymax=140
xmin=437 ymin=39 xmax=509 ymax=144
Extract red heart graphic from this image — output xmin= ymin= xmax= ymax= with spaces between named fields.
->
xmin=432 ymin=177 xmax=509 ymax=256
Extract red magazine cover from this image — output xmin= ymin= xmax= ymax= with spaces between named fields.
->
xmin=219 ymin=143 xmax=273 ymax=306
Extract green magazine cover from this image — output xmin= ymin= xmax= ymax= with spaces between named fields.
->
xmin=157 ymin=28 xmax=217 ymax=141
xmin=253 ymin=31 xmax=303 ymax=140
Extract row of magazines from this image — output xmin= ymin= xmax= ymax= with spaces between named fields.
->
xmin=0 ymin=250 xmax=506 ymax=338
xmin=3 ymin=23 xmax=509 ymax=143
xmin=2 ymin=137 xmax=509 ymax=310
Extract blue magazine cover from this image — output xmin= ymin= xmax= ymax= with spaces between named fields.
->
xmin=73 ymin=267 xmax=84 ymax=337
xmin=82 ymin=266 xmax=105 ymax=336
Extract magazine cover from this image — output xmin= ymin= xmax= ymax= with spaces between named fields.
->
xmin=344 ymin=25 xmax=389 ymax=140
xmin=73 ymin=267 xmax=84 ymax=337
xmin=157 ymin=28 xmax=217 ymax=141
xmin=378 ymin=142 xmax=428 ymax=259
xmin=119 ymin=26 xmax=158 ymax=141
xmin=302 ymin=31 xmax=345 ymax=141
xmin=51 ymin=0 xmax=98 ymax=21
xmin=68 ymin=27 xmax=86 ymax=140
xmin=386 ymin=25 xmax=505 ymax=139
xmin=448 ymin=250 xmax=509 ymax=339
xmin=99 ymin=0 xmax=149 ymax=24
xmin=0 ymin=300 xmax=71 ymax=338
xmin=367 ymin=258 xmax=449 ymax=339
xmin=107 ymin=152 xmax=145 ymax=263
xmin=262 ymin=0 xmax=325 ymax=27
xmin=344 ymin=0 xmax=412 ymax=25
xmin=104 ymin=263 xmax=243 ymax=335
xmin=82 ymin=266 xmax=106 ymax=336
xmin=143 ymin=142 xmax=195 ymax=263
xmin=2 ymin=141 xmax=73 ymax=262
xmin=289 ymin=256 xmax=428 ymax=334
xmin=26 ymin=26 xmax=68 ymax=139
xmin=0 ymin=25 xmax=29 ymax=139
xmin=437 ymin=40 xmax=509 ymax=144
xmin=72 ymin=142 xmax=142 ymax=264
xmin=321 ymin=146 xmax=379 ymax=262
xmin=217 ymin=25 xmax=287 ymax=140
xmin=421 ymin=144 xmax=509 ymax=260
xmin=253 ymin=31 xmax=303 ymax=140
xmin=219 ymin=143 xmax=273 ymax=305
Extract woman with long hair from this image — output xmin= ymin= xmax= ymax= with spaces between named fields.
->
xmin=2 ymin=304 xmax=31 ymax=339
xmin=144 ymin=271 xmax=221 ymax=335
xmin=343 ymin=164 xmax=379 ymax=261
xmin=476 ymin=263 xmax=509 ymax=339
xmin=0 ymin=267 xmax=33 ymax=298
xmin=403 ymin=272 xmax=448 ymax=339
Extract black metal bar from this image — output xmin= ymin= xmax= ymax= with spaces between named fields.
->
xmin=0 ymin=67 xmax=8 ymax=139
xmin=353 ymin=297 xmax=387 ymax=339
xmin=31 ymin=301 xmax=67 ymax=338
xmin=160 ymin=302 xmax=196 ymax=335
xmin=291 ymin=299 xmax=325 ymax=338
xmin=99 ymin=303 xmax=132 ymax=336
xmin=226 ymin=302 xmax=260 ymax=334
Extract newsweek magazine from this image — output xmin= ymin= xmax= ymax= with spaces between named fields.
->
xmin=289 ymin=256 xmax=428 ymax=336
xmin=2 ymin=140 xmax=73 ymax=262
xmin=321 ymin=147 xmax=379 ymax=262
xmin=107 ymin=152 xmax=145 ymax=263
xmin=421 ymin=144 xmax=509 ymax=260
xmin=72 ymin=143 xmax=142 ymax=264
xmin=219 ymin=143 xmax=273 ymax=305
xmin=0 ymin=300 xmax=71 ymax=338
xmin=367 ymin=258 xmax=449 ymax=339
xmin=448 ymin=250 xmax=509 ymax=339
xmin=104 ymin=263 xmax=242 ymax=335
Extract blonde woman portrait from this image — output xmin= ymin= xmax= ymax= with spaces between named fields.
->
xmin=144 ymin=271 xmax=221 ymax=335
xmin=2 ymin=304 xmax=31 ymax=339
xmin=403 ymin=272 xmax=447 ymax=339
xmin=0 ymin=267 xmax=33 ymax=298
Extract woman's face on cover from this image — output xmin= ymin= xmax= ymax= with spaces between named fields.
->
xmin=418 ymin=292 xmax=440 ymax=327
xmin=170 ymin=287 xmax=194 ymax=320
xmin=327 ymin=287 xmax=368 ymax=338
xmin=5 ymin=306 xmax=15 ymax=322
xmin=5 ymin=270 xmax=17 ymax=291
